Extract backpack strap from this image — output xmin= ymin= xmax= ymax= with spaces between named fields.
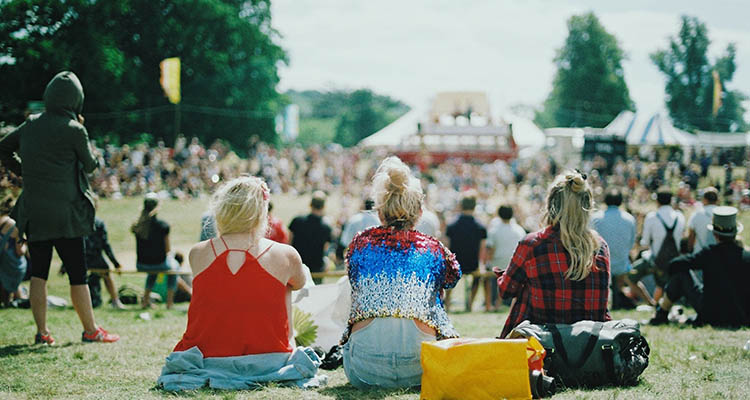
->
xmin=655 ymin=213 xmax=677 ymax=233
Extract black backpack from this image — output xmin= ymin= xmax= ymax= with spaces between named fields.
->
xmin=653 ymin=214 xmax=679 ymax=271
xmin=510 ymin=319 xmax=650 ymax=388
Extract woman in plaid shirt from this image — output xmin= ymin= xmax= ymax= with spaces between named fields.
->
xmin=497 ymin=171 xmax=611 ymax=338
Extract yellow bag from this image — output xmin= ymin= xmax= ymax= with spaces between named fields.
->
xmin=420 ymin=337 xmax=544 ymax=400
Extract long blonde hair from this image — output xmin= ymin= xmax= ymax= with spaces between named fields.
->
xmin=543 ymin=171 xmax=600 ymax=281
xmin=210 ymin=176 xmax=269 ymax=241
xmin=372 ymin=156 xmax=423 ymax=230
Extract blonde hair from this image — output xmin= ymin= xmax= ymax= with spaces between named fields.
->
xmin=210 ymin=176 xmax=269 ymax=240
xmin=543 ymin=171 xmax=600 ymax=281
xmin=372 ymin=156 xmax=423 ymax=229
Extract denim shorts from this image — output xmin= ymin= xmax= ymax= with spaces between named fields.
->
xmin=343 ymin=317 xmax=436 ymax=389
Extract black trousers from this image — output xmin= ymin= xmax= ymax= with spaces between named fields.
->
xmin=29 ymin=238 xmax=87 ymax=285
xmin=664 ymin=270 xmax=704 ymax=314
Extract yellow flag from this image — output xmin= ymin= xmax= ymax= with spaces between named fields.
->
xmin=160 ymin=57 xmax=181 ymax=104
xmin=712 ymin=70 xmax=722 ymax=116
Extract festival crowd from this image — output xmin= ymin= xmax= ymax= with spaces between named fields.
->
xmin=1 ymin=72 xmax=749 ymax=393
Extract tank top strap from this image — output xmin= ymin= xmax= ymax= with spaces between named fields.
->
xmin=209 ymin=238 xmax=218 ymax=257
xmin=219 ymin=236 xmax=230 ymax=250
xmin=254 ymin=242 xmax=275 ymax=260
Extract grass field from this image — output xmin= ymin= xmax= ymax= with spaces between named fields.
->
xmin=1 ymin=195 xmax=750 ymax=399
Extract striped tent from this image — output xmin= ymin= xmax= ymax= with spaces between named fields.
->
xmin=603 ymin=111 xmax=697 ymax=146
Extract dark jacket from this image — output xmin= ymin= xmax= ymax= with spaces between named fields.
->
xmin=669 ymin=241 xmax=750 ymax=327
xmin=0 ymin=71 xmax=98 ymax=241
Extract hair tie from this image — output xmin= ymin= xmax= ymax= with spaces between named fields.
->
xmin=567 ymin=173 xmax=586 ymax=193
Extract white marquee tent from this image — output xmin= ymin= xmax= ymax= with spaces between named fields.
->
xmin=359 ymin=110 xmax=545 ymax=149
xmin=359 ymin=109 xmax=422 ymax=147
xmin=603 ymin=111 xmax=698 ymax=146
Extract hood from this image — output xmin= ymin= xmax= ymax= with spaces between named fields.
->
xmin=43 ymin=71 xmax=84 ymax=118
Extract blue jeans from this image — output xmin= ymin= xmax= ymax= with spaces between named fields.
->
xmin=343 ymin=317 xmax=436 ymax=389
xmin=137 ymin=258 xmax=178 ymax=290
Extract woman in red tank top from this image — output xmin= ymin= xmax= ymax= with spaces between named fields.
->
xmin=173 ymin=176 xmax=307 ymax=358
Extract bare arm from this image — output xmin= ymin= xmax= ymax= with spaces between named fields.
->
xmin=12 ymin=228 xmax=26 ymax=257
xmin=287 ymin=247 xmax=306 ymax=290
xmin=686 ymin=229 xmax=696 ymax=254
xmin=478 ymin=239 xmax=487 ymax=272
xmin=485 ymin=246 xmax=495 ymax=267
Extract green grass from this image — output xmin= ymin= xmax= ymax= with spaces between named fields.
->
xmin=2 ymin=195 xmax=750 ymax=399
xmin=2 ymin=297 xmax=749 ymax=399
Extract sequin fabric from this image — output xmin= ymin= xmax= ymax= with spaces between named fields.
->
xmin=341 ymin=226 xmax=462 ymax=344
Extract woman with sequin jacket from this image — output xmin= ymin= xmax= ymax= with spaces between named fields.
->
xmin=342 ymin=156 xmax=462 ymax=389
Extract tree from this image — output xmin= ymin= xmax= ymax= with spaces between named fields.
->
xmin=287 ymin=89 xmax=409 ymax=147
xmin=651 ymin=16 xmax=748 ymax=132
xmin=0 ymin=0 xmax=287 ymax=150
xmin=535 ymin=12 xmax=634 ymax=128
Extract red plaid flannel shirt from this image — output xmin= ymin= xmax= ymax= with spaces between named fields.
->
xmin=497 ymin=225 xmax=611 ymax=338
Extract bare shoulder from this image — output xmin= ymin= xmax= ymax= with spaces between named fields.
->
xmin=189 ymin=240 xmax=216 ymax=275
xmin=0 ymin=215 xmax=12 ymax=234
xmin=260 ymin=239 xmax=301 ymax=268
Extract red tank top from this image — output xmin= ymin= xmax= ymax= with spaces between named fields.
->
xmin=173 ymin=238 xmax=292 ymax=357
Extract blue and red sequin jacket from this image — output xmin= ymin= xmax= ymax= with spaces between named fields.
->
xmin=342 ymin=226 xmax=462 ymax=343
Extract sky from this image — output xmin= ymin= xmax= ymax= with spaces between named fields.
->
xmin=271 ymin=0 xmax=750 ymax=121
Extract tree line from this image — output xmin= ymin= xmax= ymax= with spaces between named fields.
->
xmin=286 ymin=89 xmax=410 ymax=147
xmin=1 ymin=4 xmax=746 ymax=152
xmin=535 ymin=13 xmax=747 ymax=133
xmin=0 ymin=0 xmax=286 ymax=152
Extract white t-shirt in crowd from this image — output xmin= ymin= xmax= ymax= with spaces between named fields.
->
xmin=486 ymin=220 xmax=526 ymax=270
xmin=340 ymin=211 xmax=380 ymax=247
xmin=687 ymin=204 xmax=717 ymax=254
xmin=415 ymin=209 xmax=441 ymax=238
xmin=640 ymin=205 xmax=686 ymax=256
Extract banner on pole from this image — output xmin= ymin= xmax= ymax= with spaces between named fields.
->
xmin=712 ymin=70 xmax=722 ymax=116
xmin=160 ymin=57 xmax=181 ymax=104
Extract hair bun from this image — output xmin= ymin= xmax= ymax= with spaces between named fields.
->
xmin=568 ymin=175 xmax=585 ymax=193
xmin=387 ymin=168 xmax=407 ymax=194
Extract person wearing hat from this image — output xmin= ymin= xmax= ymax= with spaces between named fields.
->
xmin=649 ymin=206 xmax=750 ymax=327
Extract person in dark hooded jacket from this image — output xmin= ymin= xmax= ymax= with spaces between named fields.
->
xmin=0 ymin=71 xmax=119 ymax=344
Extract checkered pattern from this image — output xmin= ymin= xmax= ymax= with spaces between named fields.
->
xmin=497 ymin=225 xmax=611 ymax=338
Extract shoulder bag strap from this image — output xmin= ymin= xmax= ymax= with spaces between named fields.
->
xmin=655 ymin=213 xmax=677 ymax=233
xmin=547 ymin=322 xmax=604 ymax=369
xmin=601 ymin=344 xmax=617 ymax=382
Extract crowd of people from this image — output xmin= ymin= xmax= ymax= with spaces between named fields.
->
xmin=1 ymin=71 xmax=750 ymax=392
